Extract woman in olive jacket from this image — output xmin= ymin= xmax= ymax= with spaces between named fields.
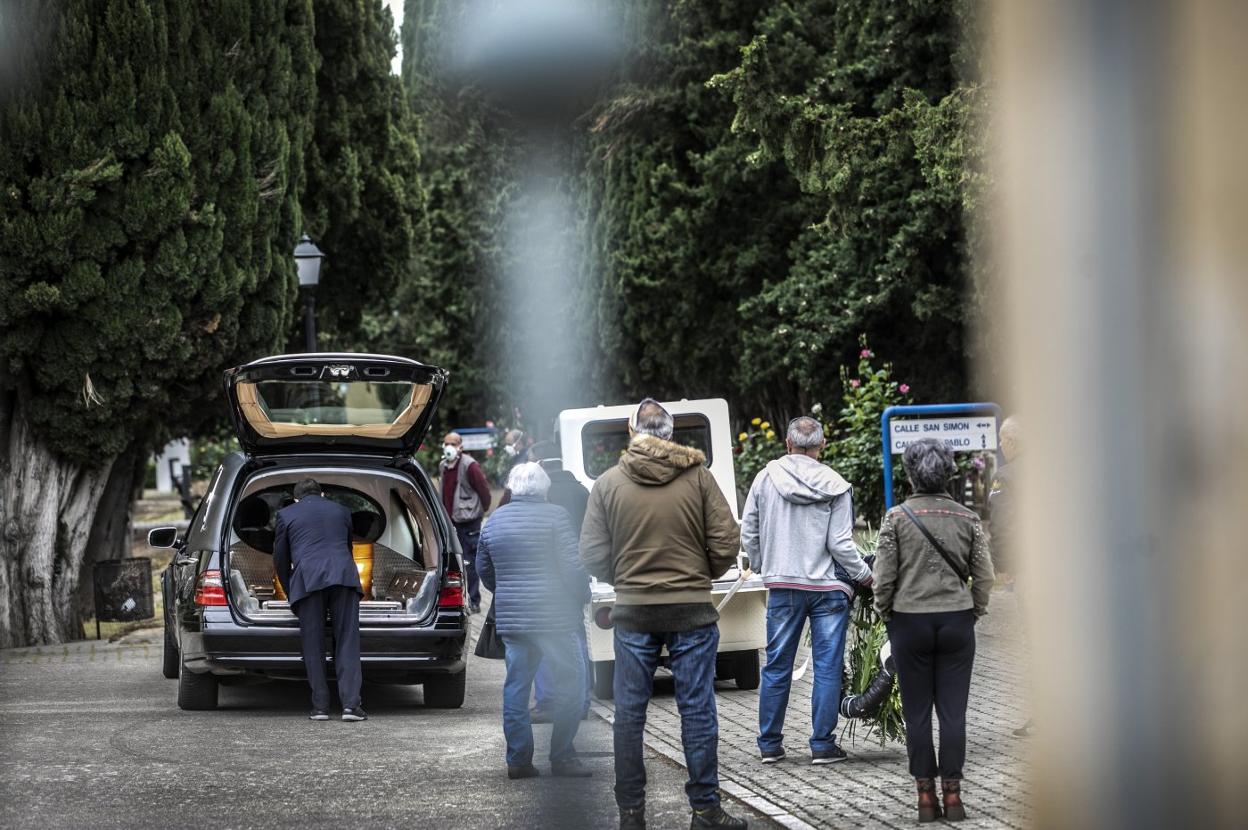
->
xmin=873 ymin=438 xmax=995 ymax=823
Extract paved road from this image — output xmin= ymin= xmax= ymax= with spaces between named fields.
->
xmin=0 ymin=623 xmax=777 ymax=829
xmin=0 ymin=592 xmax=1030 ymax=830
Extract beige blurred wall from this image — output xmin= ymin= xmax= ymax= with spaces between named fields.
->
xmin=992 ymin=1 xmax=1247 ymax=828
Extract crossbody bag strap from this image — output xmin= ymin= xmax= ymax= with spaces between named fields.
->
xmin=899 ymin=504 xmax=969 ymax=584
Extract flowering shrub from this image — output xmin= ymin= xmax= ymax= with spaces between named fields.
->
xmin=735 ymin=418 xmax=783 ymax=490
xmin=824 ymin=341 xmax=913 ymax=524
xmin=734 ymin=338 xmax=912 ymax=525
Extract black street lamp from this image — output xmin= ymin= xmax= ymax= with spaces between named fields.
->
xmin=293 ymin=233 xmax=325 ymax=352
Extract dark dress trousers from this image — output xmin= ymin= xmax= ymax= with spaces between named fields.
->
xmin=273 ymin=494 xmax=363 ymax=711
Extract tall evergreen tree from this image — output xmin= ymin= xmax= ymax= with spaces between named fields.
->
xmin=297 ymin=0 xmax=426 ymax=349
xmin=712 ymin=0 xmax=984 ymax=405
xmin=0 ymin=0 xmax=316 ymax=646
xmin=394 ymin=0 xmax=514 ymax=427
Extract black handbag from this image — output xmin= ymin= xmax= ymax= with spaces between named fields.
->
xmin=899 ymin=504 xmax=970 ymax=584
xmin=473 ymin=601 xmax=506 ymax=660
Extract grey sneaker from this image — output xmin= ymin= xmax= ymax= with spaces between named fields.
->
xmin=342 ymin=707 xmax=368 ymax=722
xmin=811 ymin=745 xmax=848 ymax=765
xmin=690 ymin=804 xmax=748 ymax=829
xmin=309 ymin=710 xmax=329 ymax=721
xmin=759 ymin=747 xmax=786 ymax=764
xmin=619 ymin=807 xmax=646 ymax=829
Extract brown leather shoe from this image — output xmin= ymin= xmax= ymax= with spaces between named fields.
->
xmin=941 ymin=778 xmax=966 ymax=821
xmin=916 ymin=778 xmax=941 ymax=823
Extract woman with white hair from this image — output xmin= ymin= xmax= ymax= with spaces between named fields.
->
xmin=872 ymin=438 xmax=995 ymax=823
xmin=476 ymin=462 xmax=593 ymax=781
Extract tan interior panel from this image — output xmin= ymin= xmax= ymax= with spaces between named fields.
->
xmin=236 ymin=381 xmax=432 ymax=440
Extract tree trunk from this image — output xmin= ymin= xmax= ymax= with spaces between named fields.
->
xmin=0 ymin=392 xmax=118 ymax=647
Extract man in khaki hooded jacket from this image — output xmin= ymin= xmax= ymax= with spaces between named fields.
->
xmin=581 ymin=398 xmax=747 ymax=830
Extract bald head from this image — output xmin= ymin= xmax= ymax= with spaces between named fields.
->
xmin=443 ymin=431 xmax=462 ymax=448
xmin=999 ymin=416 xmax=1021 ymax=463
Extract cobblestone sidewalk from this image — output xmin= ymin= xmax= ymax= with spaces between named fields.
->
xmin=593 ymin=591 xmax=1032 ymax=829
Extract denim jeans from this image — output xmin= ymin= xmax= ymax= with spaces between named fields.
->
xmin=500 ymin=631 xmax=585 ymax=767
xmin=613 ymin=623 xmax=720 ymax=810
xmin=534 ymin=623 xmax=591 ymax=719
xmin=757 ymin=588 xmax=851 ymax=755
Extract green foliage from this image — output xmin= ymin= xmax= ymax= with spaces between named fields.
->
xmin=735 ymin=340 xmax=910 ymax=524
xmin=734 ymin=418 xmax=783 ymax=495
xmin=842 ymin=527 xmax=906 ymax=746
xmin=576 ymin=0 xmax=813 ymax=411
xmin=0 ymin=0 xmax=317 ymax=464
xmin=825 ymin=342 xmax=913 ymax=524
xmin=712 ymin=0 xmax=984 ymax=407
xmin=298 ymin=0 xmax=426 ymax=350
xmin=392 ymin=0 xmax=514 ymax=428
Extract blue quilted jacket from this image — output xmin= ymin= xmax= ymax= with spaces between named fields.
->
xmin=477 ymin=495 xmax=591 ymax=634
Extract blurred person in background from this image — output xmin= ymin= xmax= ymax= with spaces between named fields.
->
xmin=872 ymin=439 xmax=995 ymax=823
xmin=740 ymin=416 xmax=874 ymax=766
xmin=988 ymin=416 xmax=1032 ymax=738
xmin=525 ymin=440 xmax=592 ymax=724
xmin=477 ymin=462 xmax=593 ymax=780
xmin=581 ymin=398 xmax=747 ymax=830
xmin=440 ymin=431 xmax=492 ymax=614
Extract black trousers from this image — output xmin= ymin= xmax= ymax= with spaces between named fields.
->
xmin=455 ymin=519 xmax=482 ymax=607
xmin=294 ymin=585 xmax=362 ymax=712
xmin=887 ymin=609 xmax=976 ymax=779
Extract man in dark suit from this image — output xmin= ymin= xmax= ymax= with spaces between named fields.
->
xmin=273 ymin=478 xmax=367 ymax=722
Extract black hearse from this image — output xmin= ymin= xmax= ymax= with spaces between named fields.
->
xmin=150 ymin=354 xmax=467 ymax=710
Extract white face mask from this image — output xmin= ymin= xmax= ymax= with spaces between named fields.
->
xmin=442 ymin=444 xmax=460 ymax=462
xmin=503 ymin=444 xmax=518 ymax=457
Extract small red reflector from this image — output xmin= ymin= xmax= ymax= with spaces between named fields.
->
xmin=194 ymin=569 xmax=227 ymax=607
xmin=438 ymin=571 xmax=464 ymax=609
xmin=594 ymin=606 xmax=614 ymax=630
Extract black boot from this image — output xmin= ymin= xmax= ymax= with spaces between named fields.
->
xmin=690 ymin=804 xmax=748 ymax=829
xmin=619 ymin=807 xmax=646 ymax=829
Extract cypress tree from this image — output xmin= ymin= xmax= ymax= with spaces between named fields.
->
xmin=0 ymin=0 xmax=316 ymax=646
xmin=298 ymin=0 xmax=426 ymax=349
xmin=712 ymin=0 xmax=984 ymax=405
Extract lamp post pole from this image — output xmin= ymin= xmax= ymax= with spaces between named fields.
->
xmin=292 ymin=233 xmax=325 ymax=353
xmin=302 ymin=290 xmax=317 ymax=352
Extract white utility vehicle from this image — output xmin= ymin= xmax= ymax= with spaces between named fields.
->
xmin=556 ymin=398 xmax=768 ymax=699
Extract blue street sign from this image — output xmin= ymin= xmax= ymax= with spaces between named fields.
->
xmin=881 ymin=402 xmax=1003 ymax=509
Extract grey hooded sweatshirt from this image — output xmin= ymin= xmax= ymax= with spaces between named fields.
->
xmin=740 ymin=454 xmax=872 ymax=596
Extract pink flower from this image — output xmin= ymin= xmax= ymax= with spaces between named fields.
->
xmin=485 ymin=420 xmax=495 ymax=428
xmin=849 ymin=379 xmax=861 ymax=388
xmin=860 ymin=348 xmax=873 ymax=359
xmin=486 ymin=448 xmax=494 ymax=457
xmin=899 ymin=383 xmax=910 ymax=394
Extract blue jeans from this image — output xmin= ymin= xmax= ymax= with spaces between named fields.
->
xmin=613 ymin=623 xmax=720 ymax=810
xmin=757 ymin=589 xmax=851 ymax=755
xmin=500 ymin=631 xmax=585 ymax=767
xmin=534 ymin=623 xmax=591 ymax=718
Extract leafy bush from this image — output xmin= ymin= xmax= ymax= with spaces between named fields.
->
xmin=734 ymin=339 xmax=911 ymax=525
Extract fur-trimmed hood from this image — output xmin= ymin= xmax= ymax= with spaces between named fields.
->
xmin=618 ymin=433 xmax=707 ymax=486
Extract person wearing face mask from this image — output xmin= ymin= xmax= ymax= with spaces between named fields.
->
xmin=439 ymin=431 xmax=493 ymax=613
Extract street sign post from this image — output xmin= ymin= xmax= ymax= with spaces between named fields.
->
xmin=881 ymin=402 xmax=1003 ymax=509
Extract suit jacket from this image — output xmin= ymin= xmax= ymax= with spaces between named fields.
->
xmin=272 ymin=495 xmax=361 ymax=607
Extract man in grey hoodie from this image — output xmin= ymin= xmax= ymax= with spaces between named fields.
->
xmin=740 ymin=416 xmax=873 ymax=765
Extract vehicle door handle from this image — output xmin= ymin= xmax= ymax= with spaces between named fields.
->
xmin=174 ymin=554 xmax=198 ymax=566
